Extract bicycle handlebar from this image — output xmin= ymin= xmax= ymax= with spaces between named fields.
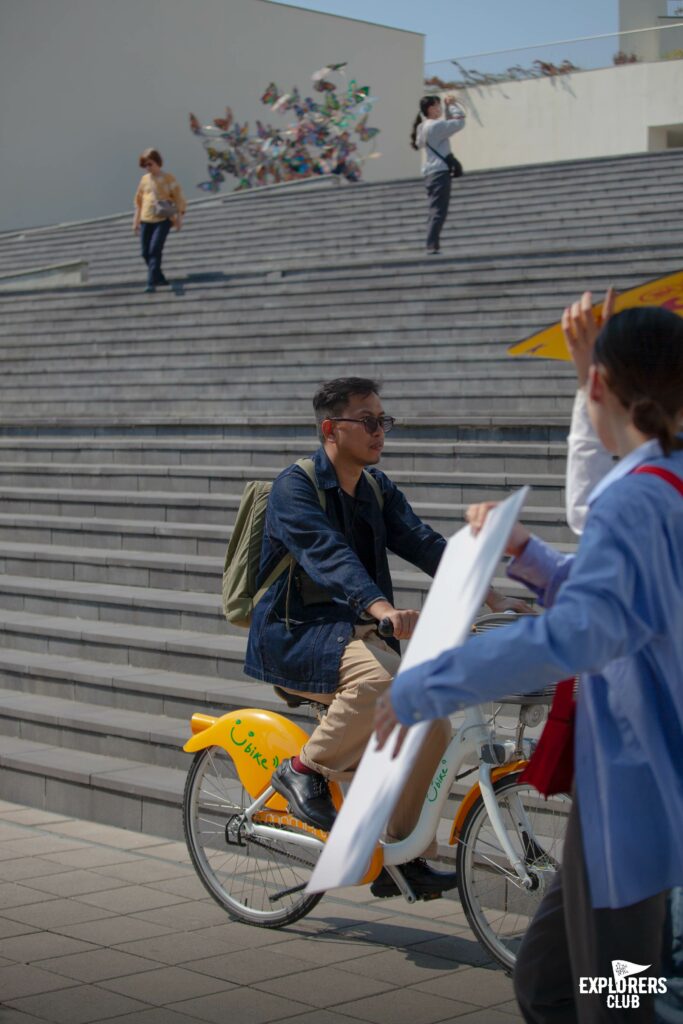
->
xmin=378 ymin=609 xmax=525 ymax=642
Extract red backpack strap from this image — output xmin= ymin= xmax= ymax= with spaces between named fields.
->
xmin=549 ymin=678 xmax=576 ymax=719
xmin=633 ymin=465 xmax=683 ymax=497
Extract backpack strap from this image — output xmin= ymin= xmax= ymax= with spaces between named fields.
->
xmin=252 ymin=458 xmax=325 ymax=609
xmin=295 ymin=457 xmax=326 ymax=509
xmin=252 ymin=552 xmax=293 ymax=608
xmin=362 ymin=469 xmax=384 ymax=510
xmin=633 ymin=465 xmax=683 ymax=497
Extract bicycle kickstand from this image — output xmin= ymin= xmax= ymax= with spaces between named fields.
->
xmin=385 ymin=865 xmax=418 ymax=904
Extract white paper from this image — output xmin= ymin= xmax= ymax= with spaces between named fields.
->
xmin=307 ymin=487 xmax=529 ymax=893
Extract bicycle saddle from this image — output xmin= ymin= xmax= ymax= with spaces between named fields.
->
xmin=273 ymin=685 xmax=317 ymax=709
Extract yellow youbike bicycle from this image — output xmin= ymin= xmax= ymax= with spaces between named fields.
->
xmin=182 ymin=613 xmax=570 ymax=972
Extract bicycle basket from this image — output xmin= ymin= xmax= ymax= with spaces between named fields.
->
xmin=471 ymin=613 xmax=557 ymax=705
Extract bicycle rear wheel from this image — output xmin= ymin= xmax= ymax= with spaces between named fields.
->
xmin=456 ymin=772 xmax=570 ymax=972
xmin=183 ymin=746 xmax=324 ymax=927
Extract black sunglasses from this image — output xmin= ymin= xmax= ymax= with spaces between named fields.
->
xmin=328 ymin=415 xmax=396 ymax=435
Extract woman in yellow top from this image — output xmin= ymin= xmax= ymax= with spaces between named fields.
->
xmin=133 ymin=148 xmax=187 ymax=293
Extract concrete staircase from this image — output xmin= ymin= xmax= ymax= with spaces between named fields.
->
xmin=0 ymin=150 xmax=682 ymax=838
xmin=2 ymin=150 xmax=682 ymax=283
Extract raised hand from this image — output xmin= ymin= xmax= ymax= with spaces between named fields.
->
xmin=561 ymin=287 xmax=616 ymax=387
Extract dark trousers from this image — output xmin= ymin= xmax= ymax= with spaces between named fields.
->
xmin=425 ymin=171 xmax=451 ymax=251
xmin=658 ymin=887 xmax=683 ymax=1022
xmin=140 ymin=219 xmax=171 ymax=286
xmin=514 ymin=800 xmax=667 ymax=1023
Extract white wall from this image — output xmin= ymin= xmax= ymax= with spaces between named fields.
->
xmin=0 ymin=0 xmax=423 ymax=231
xmin=448 ymin=60 xmax=683 ymax=172
xmin=618 ymin=0 xmax=683 ymax=59
xmin=619 ymin=0 xmax=664 ymax=59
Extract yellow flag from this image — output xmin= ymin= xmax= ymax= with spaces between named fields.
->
xmin=508 ymin=269 xmax=683 ymax=361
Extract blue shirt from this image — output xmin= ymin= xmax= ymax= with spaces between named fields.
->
xmin=244 ymin=446 xmax=445 ymax=692
xmin=392 ymin=442 xmax=683 ymax=910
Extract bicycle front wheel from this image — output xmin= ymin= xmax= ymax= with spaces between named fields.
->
xmin=183 ymin=746 xmax=324 ymax=927
xmin=456 ymin=772 xmax=570 ymax=972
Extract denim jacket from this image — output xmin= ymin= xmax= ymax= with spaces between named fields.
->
xmin=244 ymin=446 xmax=446 ymax=692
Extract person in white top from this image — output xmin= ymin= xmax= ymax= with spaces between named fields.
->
xmin=564 ymin=289 xmax=617 ymax=533
xmin=410 ymin=94 xmax=466 ymax=254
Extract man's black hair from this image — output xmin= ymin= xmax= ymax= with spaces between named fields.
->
xmin=313 ymin=377 xmax=381 ymax=434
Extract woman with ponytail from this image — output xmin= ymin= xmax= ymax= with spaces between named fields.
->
xmin=562 ymin=293 xmax=683 ymax=1024
xmin=376 ymin=296 xmax=683 ymax=1022
xmin=410 ymin=93 xmax=465 ymax=254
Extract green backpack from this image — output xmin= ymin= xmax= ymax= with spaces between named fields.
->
xmin=221 ymin=457 xmax=383 ymax=628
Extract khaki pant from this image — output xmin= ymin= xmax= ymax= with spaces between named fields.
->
xmin=281 ymin=624 xmax=451 ymax=856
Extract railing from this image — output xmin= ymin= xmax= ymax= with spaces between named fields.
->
xmin=424 ymin=22 xmax=683 ymax=90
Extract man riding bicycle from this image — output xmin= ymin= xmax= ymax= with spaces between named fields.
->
xmin=244 ymin=377 xmax=523 ymax=898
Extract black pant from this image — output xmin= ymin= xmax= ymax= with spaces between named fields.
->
xmin=140 ymin=219 xmax=171 ymax=286
xmin=425 ymin=171 xmax=451 ymax=251
xmin=514 ymin=800 xmax=667 ymax=1023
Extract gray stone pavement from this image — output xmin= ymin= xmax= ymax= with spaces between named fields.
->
xmin=0 ymin=799 xmax=522 ymax=1024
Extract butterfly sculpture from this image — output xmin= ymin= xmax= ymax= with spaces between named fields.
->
xmin=261 ymin=83 xmax=279 ymax=106
xmin=312 ymin=62 xmax=347 ymax=81
xmin=313 ymin=78 xmax=336 ymax=93
xmin=356 ymin=115 xmax=380 ymax=142
xmin=191 ymin=62 xmax=380 ymax=192
xmin=213 ymin=107 xmax=233 ymax=132
xmin=273 ymin=87 xmax=300 ymax=114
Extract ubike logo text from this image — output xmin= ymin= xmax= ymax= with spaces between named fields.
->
xmin=428 ymin=759 xmax=448 ymax=803
xmin=229 ymin=719 xmax=279 ymax=771
xmin=580 ymin=961 xmax=667 ymax=1011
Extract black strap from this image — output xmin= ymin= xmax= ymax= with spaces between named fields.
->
xmin=425 ymin=140 xmax=451 ymax=169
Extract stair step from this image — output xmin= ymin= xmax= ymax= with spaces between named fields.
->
xmin=0 ymin=688 xmax=189 ymax=766
xmin=0 ymin=437 xmax=570 ymax=474
xmin=0 ymin=734 xmax=188 ymax=839
xmin=0 ymin=418 xmax=573 ymax=442
xmin=0 ymin=513 xmax=230 ymax=558
xmin=0 ymin=514 xmax=575 ymax=560
xmin=0 ymin=685 xmax=312 ymax=772
xmin=0 ymin=607 xmax=246 ymax=677
xmin=0 ymin=560 xmax=537 ymax=627
xmin=0 ymin=647 xmax=290 ymax=721
xmin=0 ymin=461 xmax=568 ymax=505
xmin=0 ymin=486 xmax=578 ymax=541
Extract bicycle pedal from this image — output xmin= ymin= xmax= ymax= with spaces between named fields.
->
xmin=252 ymin=808 xmax=329 ymax=840
xmin=419 ymin=891 xmax=444 ymax=901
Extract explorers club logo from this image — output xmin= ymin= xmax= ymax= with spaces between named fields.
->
xmin=579 ymin=961 xmax=668 ymax=1011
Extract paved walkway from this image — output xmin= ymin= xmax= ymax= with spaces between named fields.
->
xmin=0 ymin=799 xmax=521 ymax=1024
